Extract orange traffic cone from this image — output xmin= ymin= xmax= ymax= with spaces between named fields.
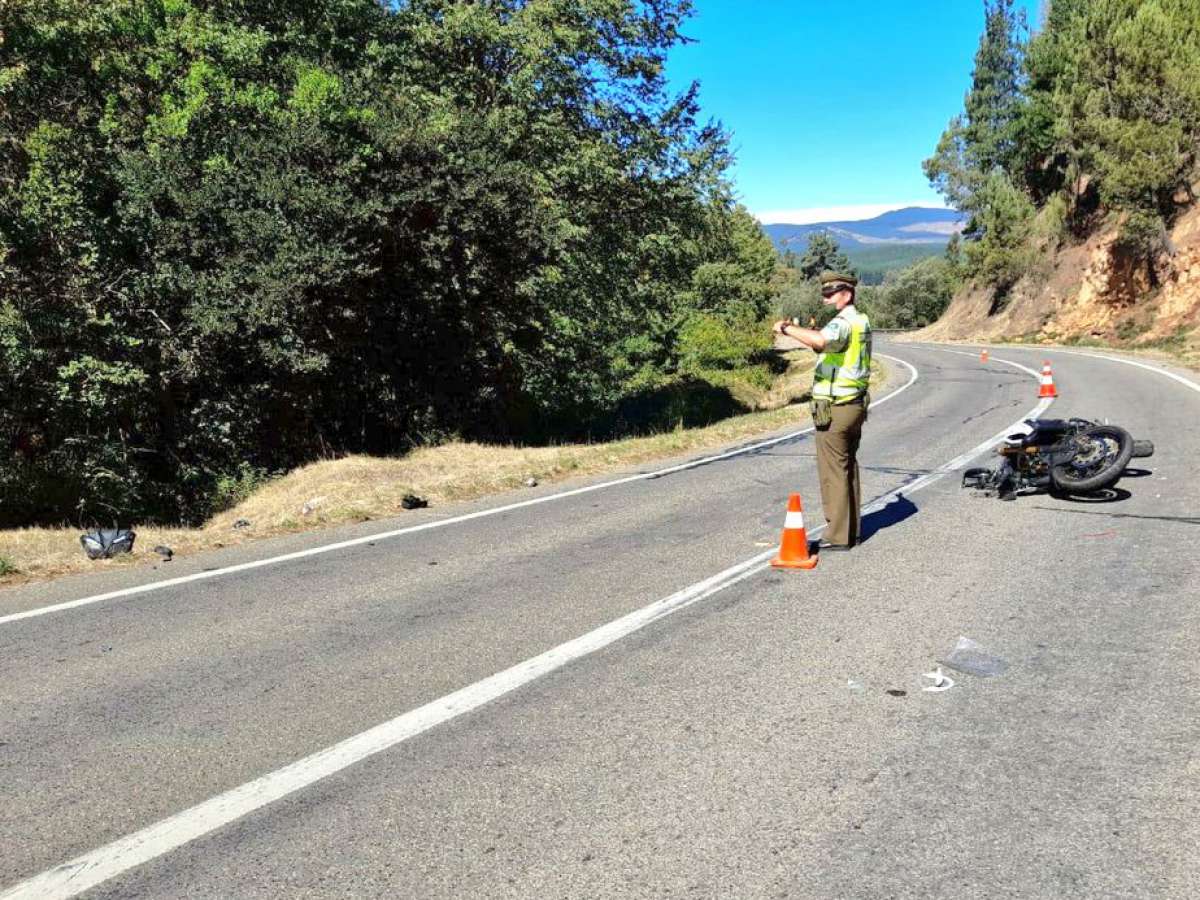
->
xmin=980 ymin=349 xmax=989 ymax=363
xmin=1038 ymin=361 xmax=1058 ymax=398
xmin=771 ymin=493 xmax=818 ymax=570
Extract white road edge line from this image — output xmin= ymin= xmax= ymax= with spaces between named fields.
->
xmin=925 ymin=341 xmax=1200 ymax=394
xmin=0 ymin=399 xmax=1052 ymax=900
xmin=1024 ymin=346 xmax=1200 ymax=394
xmin=0 ymin=355 xmax=920 ymax=628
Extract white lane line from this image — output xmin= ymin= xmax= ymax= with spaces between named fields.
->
xmin=0 ymin=355 xmax=920 ymax=628
xmin=0 ymin=386 xmax=1048 ymax=900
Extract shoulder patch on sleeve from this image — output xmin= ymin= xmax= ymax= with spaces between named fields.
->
xmin=820 ymin=316 xmax=850 ymax=350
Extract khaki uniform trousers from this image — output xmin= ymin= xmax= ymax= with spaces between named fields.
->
xmin=814 ymin=400 xmax=866 ymax=546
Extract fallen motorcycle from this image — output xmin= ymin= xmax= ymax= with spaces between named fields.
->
xmin=962 ymin=417 xmax=1154 ymax=499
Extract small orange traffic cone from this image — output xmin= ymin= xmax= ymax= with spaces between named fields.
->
xmin=771 ymin=493 xmax=818 ymax=570
xmin=1038 ymin=360 xmax=1058 ymax=398
xmin=980 ymin=348 xmax=989 ymax=363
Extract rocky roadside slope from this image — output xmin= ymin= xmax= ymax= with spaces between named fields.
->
xmin=910 ymin=196 xmax=1200 ymax=365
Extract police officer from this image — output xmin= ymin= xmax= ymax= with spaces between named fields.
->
xmin=773 ymin=270 xmax=872 ymax=550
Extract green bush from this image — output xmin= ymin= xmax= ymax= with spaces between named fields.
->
xmin=695 ymin=364 xmax=774 ymax=392
xmin=1115 ymin=319 xmax=1144 ymax=342
xmin=0 ymin=557 xmax=17 ymax=577
xmin=1114 ymin=209 xmax=1167 ymax=258
xmin=775 ymin=280 xmax=834 ymax=328
xmin=676 ymin=312 xmax=773 ymax=374
xmin=208 ymin=464 xmax=276 ymax=516
xmin=858 ymin=257 xmax=962 ymax=329
xmin=1032 ymin=194 xmax=1070 ymax=247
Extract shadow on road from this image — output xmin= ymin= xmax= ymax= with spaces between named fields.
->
xmin=860 ymin=492 xmax=920 ymax=544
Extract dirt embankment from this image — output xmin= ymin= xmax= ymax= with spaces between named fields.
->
xmin=910 ymin=201 xmax=1200 ymax=364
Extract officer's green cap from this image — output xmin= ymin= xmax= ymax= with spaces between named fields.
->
xmin=819 ymin=270 xmax=859 ymax=289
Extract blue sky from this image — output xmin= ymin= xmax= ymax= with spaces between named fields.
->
xmin=665 ymin=0 xmax=1041 ymax=223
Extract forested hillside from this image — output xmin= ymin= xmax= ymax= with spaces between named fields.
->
xmin=763 ymin=208 xmax=966 ymax=283
xmin=916 ymin=0 xmax=1200 ymax=351
xmin=0 ymin=0 xmax=778 ymax=526
xmin=773 ymin=232 xmax=959 ymax=333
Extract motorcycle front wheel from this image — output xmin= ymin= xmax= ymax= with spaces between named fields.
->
xmin=1050 ymin=424 xmax=1134 ymax=493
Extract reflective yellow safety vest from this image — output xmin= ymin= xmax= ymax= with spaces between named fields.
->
xmin=813 ymin=306 xmax=872 ymax=403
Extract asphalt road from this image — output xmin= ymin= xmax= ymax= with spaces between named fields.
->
xmin=2 ymin=340 xmax=1198 ymax=899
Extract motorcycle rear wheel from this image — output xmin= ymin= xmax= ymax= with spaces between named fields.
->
xmin=1050 ymin=424 xmax=1134 ymax=493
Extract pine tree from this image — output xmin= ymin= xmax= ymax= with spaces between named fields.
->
xmin=924 ymin=0 xmax=1028 ymax=212
xmin=796 ymin=232 xmax=853 ymax=280
xmin=964 ymin=0 xmax=1027 ymax=176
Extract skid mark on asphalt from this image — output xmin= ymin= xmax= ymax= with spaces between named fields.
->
xmin=961 ymin=403 xmax=1005 ymax=425
xmin=1031 ymin=506 xmax=1200 ymax=526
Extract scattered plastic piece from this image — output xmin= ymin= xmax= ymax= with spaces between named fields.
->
xmin=300 ymin=496 xmax=326 ymax=516
xmin=232 ymin=518 xmax=251 ymax=530
xmin=152 ymin=545 xmax=174 ymax=561
xmin=922 ymin=667 xmax=954 ymax=692
xmin=939 ymin=636 xmax=1009 ymax=677
xmin=80 ymin=529 xmax=136 ymax=560
xmin=401 ymin=494 xmax=428 ymax=510
xmin=524 ymin=477 xmax=538 ymax=487
xmin=847 ymin=679 xmax=865 ymax=694
xmin=885 ymin=689 xmax=907 ymax=697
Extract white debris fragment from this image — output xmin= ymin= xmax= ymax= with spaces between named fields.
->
xmin=922 ymin=667 xmax=955 ymax=693
xmin=301 ymin=496 xmax=327 ymax=516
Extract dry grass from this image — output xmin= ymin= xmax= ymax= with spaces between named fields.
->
xmin=0 ymin=354 xmax=885 ymax=589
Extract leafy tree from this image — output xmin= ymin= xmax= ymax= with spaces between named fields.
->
xmin=0 ymin=0 xmax=775 ymax=525
xmin=857 ymin=257 xmax=963 ymax=329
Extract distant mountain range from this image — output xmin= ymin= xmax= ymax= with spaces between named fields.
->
xmin=761 ymin=207 xmax=967 ymax=252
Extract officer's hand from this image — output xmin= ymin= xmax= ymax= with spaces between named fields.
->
xmin=772 ymin=320 xmax=788 ymax=336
